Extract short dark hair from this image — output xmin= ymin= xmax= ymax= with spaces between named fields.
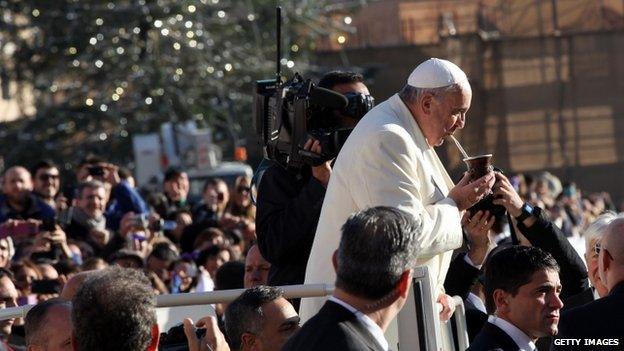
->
xmin=76 ymin=180 xmax=105 ymax=199
xmin=202 ymin=177 xmax=226 ymax=193
xmin=225 ymin=286 xmax=284 ymax=351
xmin=78 ymin=155 xmax=105 ymax=169
xmin=215 ymin=260 xmax=244 ymax=291
xmin=196 ymin=245 xmax=226 ymax=267
xmin=485 ymin=246 xmax=560 ymax=313
xmin=163 ymin=167 xmax=185 ymax=182
xmin=117 ymin=167 xmax=133 ymax=181
xmin=25 ymin=298 xmax=71 ymax=346
xmin=335 ymin=206 xmax=421 ymax=300
xmin=318 ymin=71 xmax=364 ymax=90
xmin=31 ymin=160 xmax=58 ymax=177
xmin=110 ymin=249 xmax=145 ymax=268
xmin=72 ymin=267 xmax=156 ymax=351
xmin=148 ymin=242 xmax=178 ymax=264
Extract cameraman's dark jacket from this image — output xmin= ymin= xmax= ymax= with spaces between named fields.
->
xmin=256 ymin=161 xmax=326 ymax=291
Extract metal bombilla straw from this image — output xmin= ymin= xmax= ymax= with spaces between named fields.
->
xmin=449 ymin=135 xmax=469 ymax=160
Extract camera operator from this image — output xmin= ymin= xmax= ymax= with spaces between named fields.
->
xmin=255 ymin=71 xmax=373 ymax=296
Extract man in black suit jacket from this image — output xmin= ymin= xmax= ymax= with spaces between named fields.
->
xmin=555 ymin=216 xmax=624 ymax=344
xmin=468 ymin=246 xmax=563 ymax=351
xmin=283 ymin=207 xmax=421 ymax=351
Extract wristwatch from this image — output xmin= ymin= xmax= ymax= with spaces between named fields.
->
xmin=515 ymin=203 xmax=534 ymax=222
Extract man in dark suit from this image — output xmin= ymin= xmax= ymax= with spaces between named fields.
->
xmin=468 ymin=246 xmax=563 ymax=351
xmin=555 ymin=216 xmax=624 ymax=343
xmin=283 ymin=206 xmax=420 ymax=351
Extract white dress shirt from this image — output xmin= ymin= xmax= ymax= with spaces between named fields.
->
xmin=488 ymin=315 xmax=536 ymax=351
xmin=466 ymin=293 xmax=487 ymax=314
xmin=328 ymin=296 xmax=389 ymax=351
xmin=592 ymin=286 xmax=600 ymax=300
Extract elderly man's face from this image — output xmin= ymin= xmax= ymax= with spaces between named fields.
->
xmin=2 ymin=168 xmax=33 ymax=203
xmin=585 ymin=239 xmax=608 ymax=297
xmin=0 ymin=276 xmax=18 ymax=339
xmin=33 ymin=167 xmax=60 ymax=199
xmin=76 ymin=186 xmax=106 ymax=219
xmin=498 ymin=268 xmax=563 ymax=340
xmin=244 ymin=246 xmax=270 ymax=288
xmin=425 ymin=86 xmax=471 ymax=147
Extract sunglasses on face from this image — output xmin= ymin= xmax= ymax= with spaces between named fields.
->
xmin=237 ymin=186 xmax=251 ymax=193
xmin=39 ymin=174 xmax=60 ymax=181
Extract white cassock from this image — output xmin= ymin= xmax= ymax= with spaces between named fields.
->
xmin=299 ymin=93 xmax=463 ymax=321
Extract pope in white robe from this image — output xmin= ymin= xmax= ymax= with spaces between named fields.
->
xmin=300 ymin=58 xmax=496 ymax=326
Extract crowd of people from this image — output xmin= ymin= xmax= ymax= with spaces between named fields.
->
xmin=0 ymin=60 xmax=620 ymax=351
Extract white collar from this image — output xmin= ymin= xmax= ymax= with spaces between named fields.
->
xmin=488 ymin=315 xmax=536 ymax=351
xmin=328 ymin=296 xmax=389 ymax=351
xmin=388 ymin=94 xmax=431 ymax=150
xmin=466 ymin=293 xmax=487 ymax=314
xmin=592 ymin=287 xmax=600 ymax=300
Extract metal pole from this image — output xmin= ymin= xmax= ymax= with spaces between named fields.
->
xmin=452 ymin=296 xmax=470 ymax=350
xmin=156 ymin=284 xmax=334 ymax=307
xmin=0 ymin=284 xmax=335 ymax=321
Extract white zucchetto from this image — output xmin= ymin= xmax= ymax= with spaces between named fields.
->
xmin=407 ymin=58 xmax=468 ymax=88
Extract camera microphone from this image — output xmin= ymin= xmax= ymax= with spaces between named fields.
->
xmin=309 ymin=86 xmax=349 ymax=109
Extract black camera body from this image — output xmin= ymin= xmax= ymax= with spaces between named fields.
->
xmin=254 ymin=73 xmax=354 ymax=169
xmin=254 ymin=7 xmax=373 ymax=170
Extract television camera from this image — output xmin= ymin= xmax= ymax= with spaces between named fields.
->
xmin=254 ymin=7 xmax=374 ymax=170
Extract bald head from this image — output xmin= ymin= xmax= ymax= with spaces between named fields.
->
xmin=60 ymin=270 xmax=102 ymax=301
xmin=2 ymin=166 xmax=32 ymax=203
xmin=599 ymin=217 xmax=624 ymax=291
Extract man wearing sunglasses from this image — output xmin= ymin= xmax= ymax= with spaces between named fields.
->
xmin=555 ymin=216 xmax=624 ymax=344
xmin=31 ymin=160 xmax=67 ymax=213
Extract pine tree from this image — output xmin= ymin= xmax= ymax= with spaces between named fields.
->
xmin=0 ymin=0 xmax=338 ymax=170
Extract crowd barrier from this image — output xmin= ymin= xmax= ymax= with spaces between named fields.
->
xmin=0 ymin=267 xmax=470 ymax=350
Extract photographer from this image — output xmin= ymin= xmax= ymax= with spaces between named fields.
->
xmin=255 ymin=71 xmax=373 ymax=294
